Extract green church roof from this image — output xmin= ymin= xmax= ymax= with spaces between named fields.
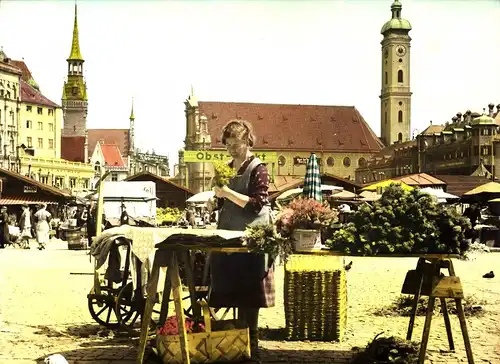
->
xmin=381 ymin=0 xmax=412 ymax=34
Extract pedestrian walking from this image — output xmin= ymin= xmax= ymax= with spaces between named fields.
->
xmin=120 ymin=203 xmax=129 ymax=226
xmin=34 ymin=204 xmax=52 ymax=250
xmin=0 ymin=206 xmax=9 ymax=249
xmin=19 ymin=204 xmax=32 ymax=249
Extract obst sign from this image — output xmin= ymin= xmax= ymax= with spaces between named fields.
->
xmin=184 ymin=150 xmax=278 ymax=163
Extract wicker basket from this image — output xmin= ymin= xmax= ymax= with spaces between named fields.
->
xmin=292 ymin=229 xmax=322 ymax=252
xmin=284 ymin=254 xmax=347 ymax=341
xmin=156 ymin=300 xmax=251 ymax=364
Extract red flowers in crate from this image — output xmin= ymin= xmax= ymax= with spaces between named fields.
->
xmin=157 ymin=316 xmax=205 ymax=335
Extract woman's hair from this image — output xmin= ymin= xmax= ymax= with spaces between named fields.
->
xmin=221 ymin=120 xmax=256 ymax=147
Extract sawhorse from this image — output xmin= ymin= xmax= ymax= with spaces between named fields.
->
xmin=402 ymin=257 xmax=475 ymax=364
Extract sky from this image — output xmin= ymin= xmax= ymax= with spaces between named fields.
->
xmin=0 ymin=0 xmax=499 ymax=173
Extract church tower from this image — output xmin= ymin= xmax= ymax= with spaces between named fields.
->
xmin=62 ymin=4 xmax=88 ymax=158
xmin=128 ymin=98 xmax=136 ymax=174
xmin=380 ymin=0 xmax=412 ymax=146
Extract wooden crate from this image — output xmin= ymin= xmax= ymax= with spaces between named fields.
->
xmin=284 ymin=254 xmax=347 ymax=341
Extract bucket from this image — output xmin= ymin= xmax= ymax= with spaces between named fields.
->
xmin=292 ymin=229 xmax=322 ymax=252
xmin=67 ymin=229 xmax=85 ymax=250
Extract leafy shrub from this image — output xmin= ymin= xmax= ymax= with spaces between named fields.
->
xmin=326 ymin=184 xmax=471 ymax=255
xmin=245 ymin=223 xmax=293 ymax=263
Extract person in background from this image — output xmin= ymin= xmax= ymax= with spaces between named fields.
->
xmin=0 ymin=206 xmax=9 ymax=249
xmin=19 ymin=204 xmax=32 ymax=249
xmin=34 ymin=204 xmax=51 ymax=250
xmin=210 ymin=120 xmax=274 ymax=362
xmin=120 ymin=203 xmax=130 ymax=226
xmin=86 ymin=201 xmax=97 ymax=247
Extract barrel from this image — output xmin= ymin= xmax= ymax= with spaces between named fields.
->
xmin=67 ymin=228 xmax=85 ymax=250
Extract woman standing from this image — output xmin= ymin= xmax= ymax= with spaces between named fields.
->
xmin=19 ymin=204 xmax=32 ymax=249
xmin=210 ymin=120 xmax=274 ymax=362
xmin=34 ymin=204 xmax=52 ymax=250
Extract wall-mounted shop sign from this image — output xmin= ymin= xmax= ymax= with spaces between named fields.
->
xmin=184 ymin=150 xmax=278 ymax=163
xmin=293 ymin=156 xmax=322 ymax=165
xmin=23 ymin=185 xmax=37 ymax=193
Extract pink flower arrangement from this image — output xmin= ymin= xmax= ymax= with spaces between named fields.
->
xmin=276 ymin=198 xmax=338 ymax=237
xmin=157 ymin=316 xmax=205 ymax=336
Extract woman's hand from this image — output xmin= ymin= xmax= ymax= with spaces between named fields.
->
xmin=213 ymin=185 xmax=231 ymax=199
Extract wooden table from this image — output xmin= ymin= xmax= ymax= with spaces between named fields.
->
xmin=136 ymin=249 xmax=475 ymax=364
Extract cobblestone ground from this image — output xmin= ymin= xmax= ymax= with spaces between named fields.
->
xmin=1 ymin=239 xmax=499 ymax=363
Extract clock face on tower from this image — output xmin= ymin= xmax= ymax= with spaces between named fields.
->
xmin=396 ymin=45 xmax=406 ymax=57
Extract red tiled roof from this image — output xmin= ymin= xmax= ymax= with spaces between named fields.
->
xmin=99 ymin=143 xmax=126 ymax=167
xmin=61 ymin=136 xmax=86 ymax=163
xmin=20 ymin=80 xmax=59 ymax=108
xmin=198 ymin=101 xmax=384 ymax=152
xmin=88 ymin=129 xmax=130 ymax=158
xmin=0 ymin=61 xmax=22 ymax=75
xmin=9 ymin=60 xmax=32 ymax=82
xmin=432 ymin=175 xmax=492 ymax=197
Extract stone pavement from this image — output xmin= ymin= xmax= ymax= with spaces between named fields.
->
xmin=1 ymin=239 xmax=500 ymax=363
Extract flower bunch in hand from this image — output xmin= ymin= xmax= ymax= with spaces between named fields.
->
xmin=213 ymin=161 xmax=236 ymax=187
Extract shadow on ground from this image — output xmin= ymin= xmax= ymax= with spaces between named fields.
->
xmin=35 ymin=324 xmax=357 ymax=364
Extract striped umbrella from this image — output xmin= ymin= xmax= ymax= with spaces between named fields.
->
xmin=302 ymin=153 xmax=322 ymax=202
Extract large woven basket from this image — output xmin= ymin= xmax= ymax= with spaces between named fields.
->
xmin=284 ymin=254 xmax=347 ymax=341
xmin=156 ymin=300 xmax=251 ymax=364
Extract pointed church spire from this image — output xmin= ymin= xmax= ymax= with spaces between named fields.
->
xmin=129 ymin=97 xmax=135 ymax=120
xmin=68 ymin=3 xmax=84 ymax=61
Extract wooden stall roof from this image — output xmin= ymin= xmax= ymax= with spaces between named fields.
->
xmin=124 ymin=171 xmax=194 ymax=194
xmin=431 ymin=175 xmax=493 ymax=197
xmin=0 ymin=168 xmax=70 ymax=197
xmin=393 ymin=173 xmax=446 ymax=187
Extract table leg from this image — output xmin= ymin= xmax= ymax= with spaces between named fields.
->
xmin=407 ymin=258 xmax=425 ymax=341
xmin=440 ymin=298 xmax=455 ymax=351
xmin=136 ymin=254 xmax=161 ymax=364
xmin=170 ymin=251 xmax=191 ymax=364
xmin=447 ymin=260 xmax=474 ymax=364
xmin=418 ymin=295 xmax=436 ymax=364
xmin=181 ymin=250 xmax=201 ymax=318
xmin=159 ymin=251 xmax=173 ymax=328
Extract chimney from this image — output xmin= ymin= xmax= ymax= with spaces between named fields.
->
xmin=452 ymin=116 xmax=458 ymax=123
xmin=489 ymin=103 xmax=495 ymax=117
xmin=497 ymin=104 xmax=500 ymax=114
xmin=430 ymin=120 xmax=433 ymax=125
xmin=456 ymin=112 xmax=462 ymax=122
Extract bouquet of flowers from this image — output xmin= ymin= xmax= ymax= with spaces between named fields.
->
xmin=245 ymin=223 xmax=293 ymax=263
xmin=157 ymin=316 xmax=205 ymax=336
xmin=212 ymin=161 xmax=236 ymax=187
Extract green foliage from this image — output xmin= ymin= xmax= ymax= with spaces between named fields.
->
xmin=326 ymin=184 xmax=472 ymax=255
xmin=156 ymin=207 xmax=183 ymax=224
xmin=245 ymin=223 xmax=293 ymax=264
xmin=351 ymin=334 xmax=419 ymax=364
xmin=212 ymin=161 xmax=236 ymax=187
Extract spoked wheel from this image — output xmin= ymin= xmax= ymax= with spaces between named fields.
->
xmin=116 ymin=282 xmax=160 ymax=334
xmin=87 ymin=286 xmax=121 ymax=329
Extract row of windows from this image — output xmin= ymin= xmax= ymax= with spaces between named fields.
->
xmin=25 ymin=120 xmax=54 ymax=131
xmin=277 ymin=156 xmax=366 ymax=168
xmin=384 ymin=70 xmax=404 ymax=85
xmin=26 ymin=137 xmax=54 ymax=149
xmin=0 ymin=88 xmax=17 ymax=100
xmin=26 ymin=105 xmax=55 ymax=116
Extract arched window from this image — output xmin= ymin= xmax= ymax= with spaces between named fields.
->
xmin=398 ymin=70 xmax=403 ymax=83
xmin=358 ymin=158 xmax=367 ymax=168
xmin=278 ymin=156 xmax=286 ymax=166
xmin=398 ymin=133 xmax=403 ymax=142
xmin=398 ymin=110 xmax=403 ymax=123
xmin=384 ymin=112 xmax=387 ymax=124
xmin=343 ymin=157 xmax=351 ymax=167
xmin=385 ymin=71 xmax=388 ymax=85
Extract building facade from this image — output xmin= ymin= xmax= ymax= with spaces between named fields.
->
xmin=174 ymin=91 xmax=383 ymax=193
xmin=380 ymin=0 xmax=412 ymax=146
xmin=90 ymin=141 xmax=128 ymax=183
xmin=356 ymin=105 xmax=500 ymax=183
xmin=0 ymin=49 xmax=22 ymax=171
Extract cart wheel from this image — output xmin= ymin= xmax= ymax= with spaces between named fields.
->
xmin=87 ymin=286 xmax=121 ymax=329
xmin=116 ymin=282 xmax=160 ymax=334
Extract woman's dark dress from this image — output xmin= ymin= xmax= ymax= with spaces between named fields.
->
xmin=208 ymin=156 xmax=275 ymax=308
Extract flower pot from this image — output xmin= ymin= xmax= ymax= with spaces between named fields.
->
xmin=292 ymin=229 xmax=322 ymax=252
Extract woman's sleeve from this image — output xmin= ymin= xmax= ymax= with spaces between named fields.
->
xmin=244 ymin=164 xmax=270 ymax=214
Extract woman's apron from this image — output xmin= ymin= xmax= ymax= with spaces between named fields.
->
xmin=208 ymin=157 xmax=275 ymax=308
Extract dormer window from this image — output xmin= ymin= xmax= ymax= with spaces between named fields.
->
xmin=72 ymin=87 xmax=78 ymax=95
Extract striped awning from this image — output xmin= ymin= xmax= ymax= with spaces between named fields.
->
xmin=0 ymin=196 xmax=59 ymax=205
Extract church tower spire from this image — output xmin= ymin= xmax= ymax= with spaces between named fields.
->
xmin=62 ymin=2 xmax=88 ymax=162
xmin=379 ymin=0 xmax=412 ymax=146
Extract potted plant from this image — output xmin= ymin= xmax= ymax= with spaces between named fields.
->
xmin=276 ymin=198 xmax=338 ymax=252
